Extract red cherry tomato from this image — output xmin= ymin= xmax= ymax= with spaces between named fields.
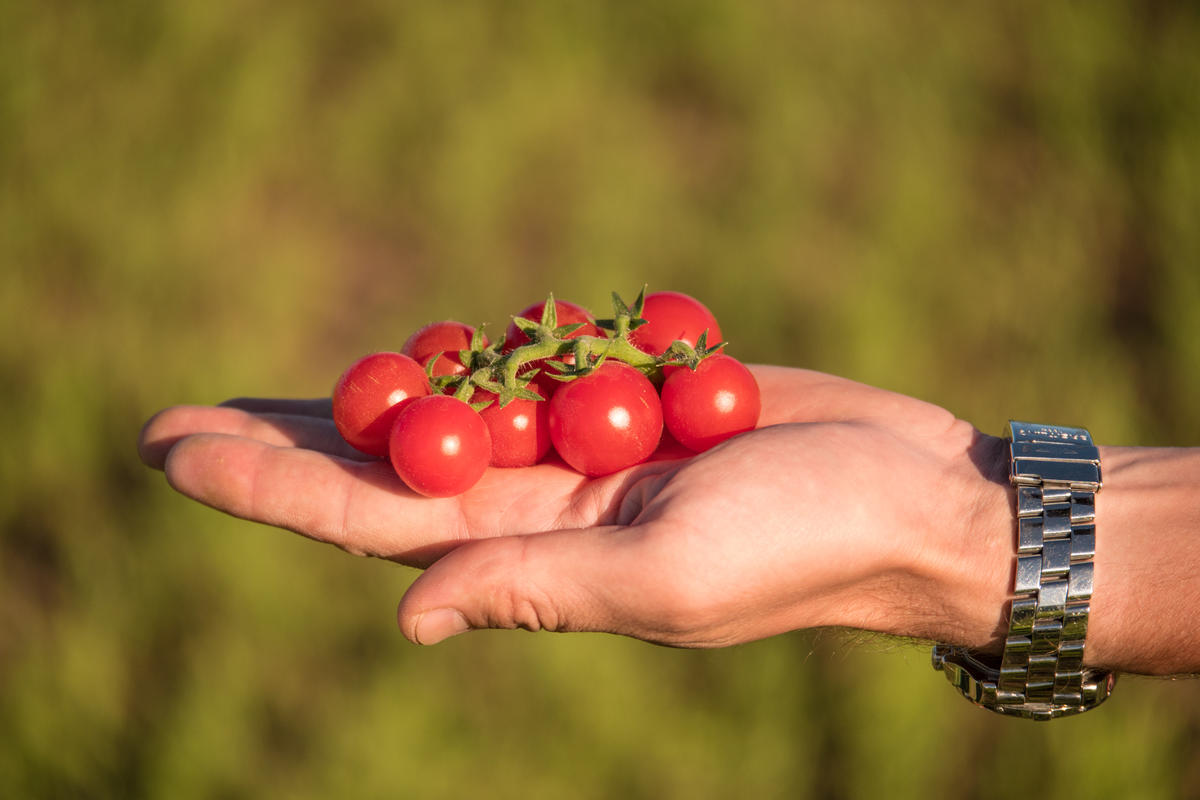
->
xmin=503 ymin=299 xmax=601 ymax=351
xmin=332 ymin=352 xmax=431 ymax=457
xmin=628 ymin=291 xmax=723 ymax=356
xmin=660 ymin=354 xmax=760 ymax=452
xmin=389 ymin=395 xmax=491 ymax=497
xmin=548 ymin=361 xmax=663 ymax=477
xmin=403 ymin=321 xmax=485 ymax=378
xmin=473 ymin=387 xmax=552 ymax=468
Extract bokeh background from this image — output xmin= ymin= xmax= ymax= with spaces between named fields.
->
xmin=3 ymin=1 xmax=1199 ymax=797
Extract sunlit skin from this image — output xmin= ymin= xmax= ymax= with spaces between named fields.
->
xmin=139 ymin=364 xmax=1200 ymax=675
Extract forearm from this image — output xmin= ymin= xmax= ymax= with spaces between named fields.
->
xmin=908 ymin=440 xmax=1200 ymax=677
xmin=1087 ymin=445 xmax=1200 ymax=675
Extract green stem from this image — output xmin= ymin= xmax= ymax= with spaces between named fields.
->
xmin=453 ymin=377 xmax=476 ymax=403
xmin=501 ymin=338 xmax=576 ymax=386
xmin=478 ymin=290 xmax=673 ymax=395
xmin=603 ymin=337 xmax=657 ymax=372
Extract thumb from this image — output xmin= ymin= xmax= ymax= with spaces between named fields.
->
xmin=398 ymin=526 xmax=645 ymax=645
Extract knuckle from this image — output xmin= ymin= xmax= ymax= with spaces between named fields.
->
xmin=504 ymin=589 xmax=562 ymax=633
xmin=615 ymin=468 xmax=674 ymax=526
xmin=479 ymin=537 xmax=564 ymax=633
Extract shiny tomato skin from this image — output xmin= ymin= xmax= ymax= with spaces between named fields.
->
xmin=332 ymin=352 xmax=432 ymax=457
xmin=660 ymin=354 xmax=760 ymax=452
xmin=402 ymin=321 xmax=485 ymax=378
xmin=628 ymin=291 xmax=723 ymax=356
xmin=473 ymin=386 xmax=552 ymax=468
xmin=548 ymin=361 xmax=663 ymax=477
xmin=503 ymin=299 xmax=601 ymax=352
xmin=389 ymin=395 xmax=491 ymax=497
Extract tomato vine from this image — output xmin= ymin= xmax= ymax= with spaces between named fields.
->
xmin=433 ymin=287 xmax=727 ymax=409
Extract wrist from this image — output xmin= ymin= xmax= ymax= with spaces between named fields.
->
xmin=911 ymin=429 xmax=1013 ymax=651
xmin=932 ymin=422 xmax=1119 ymax=718
xmin=845 ymin=426 xmax=1013 ymax=651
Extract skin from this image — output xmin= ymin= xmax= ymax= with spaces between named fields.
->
xmin=138 ymin=365 xmax=1200 ymax=676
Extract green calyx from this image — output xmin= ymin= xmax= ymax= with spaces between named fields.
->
xmin=431 ymin=287 xmax=725 ymax=407
xmin=658 ymin=329 xmax=727 ymax=371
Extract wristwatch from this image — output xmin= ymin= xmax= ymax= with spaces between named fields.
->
xmin=931 ymin=421 xmax=1117 ymax=720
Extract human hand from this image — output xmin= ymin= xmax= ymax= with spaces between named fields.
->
xmin=138 ymin=365 xmax=1012 ymax=650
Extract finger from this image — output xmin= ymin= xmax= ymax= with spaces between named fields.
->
xmin=750 ymin=365 xmax=949 ymax=428
xmin=163 ymin=433 xmax=470 ymax=562
xmin=397 ymin=527 xmax=658 ymax=645
xmin=218 ymin=397 xmax=333 ymax=418
xmin=139 ymin=405 xmax=367 ymax=469
xmin=160 ymin=433 xmax=658 ymax=566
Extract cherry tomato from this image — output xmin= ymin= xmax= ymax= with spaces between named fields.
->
xmin=660 ymin=354 xmax=760 ymax=452
xmin=548 ymin=361 xmax=663 ymax=476
xmin=402 ymin=321 xmax=485 ymax=379
xmin=389 ymin=394 xmax=491 ymax=497
xmin=503 ymin=299 xmax=601 ymax=351
xmin=628 ymin=291 xmax=723 ymax=356
xmin=473 ymin=387 xmax=552 ymax=468
xmin=332 ymin=352 xmax=431 ymax=457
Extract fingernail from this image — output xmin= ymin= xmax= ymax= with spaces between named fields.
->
xmin=414 ymin=608 xmax=470 ymax=645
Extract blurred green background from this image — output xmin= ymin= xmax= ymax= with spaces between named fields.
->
xmin=3 ymin=1 xmax=1199 ymax=797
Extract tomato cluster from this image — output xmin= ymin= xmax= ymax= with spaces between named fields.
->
xmin=331 ymin=290 xmax=761 ymax=497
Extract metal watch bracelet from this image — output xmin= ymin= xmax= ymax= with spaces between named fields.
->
xmin=932 ymin=421 xmax=1117 ymax=720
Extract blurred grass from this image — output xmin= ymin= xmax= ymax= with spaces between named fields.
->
xmin=3 ymin=1 xmax=1200 ymax=797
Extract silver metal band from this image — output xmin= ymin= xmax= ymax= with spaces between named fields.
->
xmin=932 ymin=421 xmax=1117 ymax=720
